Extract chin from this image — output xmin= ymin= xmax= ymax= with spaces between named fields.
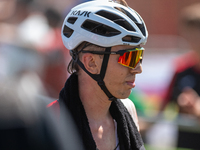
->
xmin=116 ymin=92 xmax=131 ymax=99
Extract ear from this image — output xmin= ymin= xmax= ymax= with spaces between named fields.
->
xmin=81 ymin=53 xmax=100 ymax=74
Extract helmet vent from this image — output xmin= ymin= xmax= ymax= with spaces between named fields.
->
xmin=122 ymin=35 xmax=141 ymax=43
xmin=115 ymin=7 xmax=146 ymax=36
xmin=81 ymin=19 xmax=121 ymax=37
xmin=135 ymin=22 xmax=146 ymax=36
xmin=63 ymin=25 xmax=74 ymax=38
xmin=115 ymin=7 xmax=137 ymax=22
xmin=67 ymin=17 xmax=78 ymax=24
xmin=96 ymin=10 xmax=135 ymax=32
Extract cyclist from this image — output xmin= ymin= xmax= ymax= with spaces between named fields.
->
xmin=48 ymin=0 xmax=148 ymax=149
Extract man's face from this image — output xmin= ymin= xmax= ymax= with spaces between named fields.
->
xmin=103 ymin=45 xmax=143 ymax=99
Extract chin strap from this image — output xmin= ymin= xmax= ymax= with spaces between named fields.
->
xmin=70 ymin=46 xmax=117 ymax=101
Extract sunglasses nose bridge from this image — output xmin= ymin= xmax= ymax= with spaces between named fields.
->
xmin=130 ymin=62 xmax=142 ymax=74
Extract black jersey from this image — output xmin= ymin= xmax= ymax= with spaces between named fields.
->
xmin=164 ymin=51 xmax=200 ymax=103
xmin=170 ymin=67 xmax=200 ymax=102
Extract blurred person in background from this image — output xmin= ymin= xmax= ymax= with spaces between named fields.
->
xmin=0 ymin=75 xmax=84 ymax=150
xmin=0 ymin=0 xmax=49 ymax=100
xmin=48 ymin=0 xmax=148 ymax=149
xmin=0 ymin=0 xmax=83 ymax=144
xmin=163 ymin=2 xmax=200 ymax=122
xmin=0 ymin=0 xmax=49 ymax=45
xmin=37 ymin=7 xmax=70 ymax=98
xmin=0 ymin=0 xmax=48 ymax=80
xmin=0 ymin=0 xmax=32 ymax=42
xmin=162 ymin=2 xmax=200 ymax=149
xmin=0 ymin=0 xmax=72 ymax=98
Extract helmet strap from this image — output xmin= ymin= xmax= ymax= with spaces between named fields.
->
xmin=71 ymin=46 xmax=117 ymax=101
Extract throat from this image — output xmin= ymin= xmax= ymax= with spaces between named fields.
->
xmin=89 ymin=118 xmax=117 ymax=150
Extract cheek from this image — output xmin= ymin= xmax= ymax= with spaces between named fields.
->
xmin=104 ymin=57 xmax=127 ymax=86
xmin=105 ymin=70 xmax=131 ymax=99
xmin=103 ymin=56 xmax=132 ymax=98
xmin=107 ymin=72 xmax=125 ymax=85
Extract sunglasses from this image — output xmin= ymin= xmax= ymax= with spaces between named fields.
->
xmin=82 ymin=47 xmax=144 ymax=69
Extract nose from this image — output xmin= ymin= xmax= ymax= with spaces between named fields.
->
xmin=130 ymin=62 xmax=142 ymax=74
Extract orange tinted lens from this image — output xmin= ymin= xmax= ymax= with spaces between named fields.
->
xmin=118 ymin=50 xmax=143 ymax=68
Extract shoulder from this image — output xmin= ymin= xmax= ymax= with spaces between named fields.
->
xmin=120 ymin=98 xmax=140 ymax=131
xmin=174 ymin=51 xmax=197 ymax=73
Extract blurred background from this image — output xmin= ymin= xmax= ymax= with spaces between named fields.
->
xmin=0 ymin=0 xmax=200 ymax=150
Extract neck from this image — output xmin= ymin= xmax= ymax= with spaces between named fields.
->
xmin=78 ymin=74 xmax=112 ymax=121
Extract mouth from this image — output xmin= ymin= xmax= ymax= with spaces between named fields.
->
xmin=126 ymin=80 xmax=136 ymax=88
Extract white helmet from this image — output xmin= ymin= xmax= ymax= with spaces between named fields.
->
xmin=61 ymin=0 xmax=148 ymax=50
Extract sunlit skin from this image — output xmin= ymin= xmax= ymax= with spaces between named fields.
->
xmin=104 ymin=45 xmax=142 ymax=99
xmin=77 ymin=44 xmax=142 ymax=150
